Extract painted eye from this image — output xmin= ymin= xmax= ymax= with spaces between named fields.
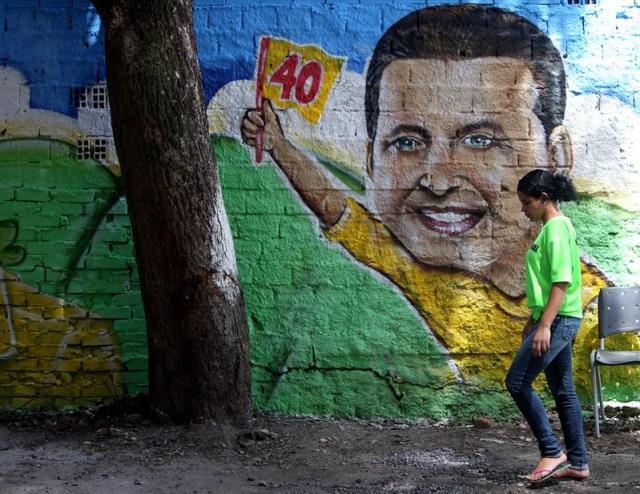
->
xmin=391 ymin=136 xmax=425 ymax=152
xmin=462 ymin=134 xmax=493 ymax=149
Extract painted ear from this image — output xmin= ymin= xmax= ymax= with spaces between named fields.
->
xmin=366 ymin=139 xmax=374 ymax=177
xmin=547 ymin=125 xmax=573 ymax=173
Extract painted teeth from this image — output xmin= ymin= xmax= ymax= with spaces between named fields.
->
xmin=421 ymin=211 xmax=472 ymax=223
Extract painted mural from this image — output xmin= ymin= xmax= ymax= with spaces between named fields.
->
xmin=1 ymin=0 xmax=639 ymax=417
xmin=212 ymin=4 xmax=640 ymax=414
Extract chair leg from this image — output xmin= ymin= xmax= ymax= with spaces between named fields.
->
xmin=596 ymin=366 xmax=606 ymax=420
xmin=591 ymin=358 xmax=600 ymax=438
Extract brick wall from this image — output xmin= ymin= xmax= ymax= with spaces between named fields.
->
xmin=1 ymin=0 xmax=639 ymax=417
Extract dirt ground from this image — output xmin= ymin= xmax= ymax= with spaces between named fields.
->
xmin=0 ymin=401 xmax=638 ymax=494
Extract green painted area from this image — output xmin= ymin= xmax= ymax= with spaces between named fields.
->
xmin=0 ymin=139 xmax=120 ymax=294
xmin=313 ymin=153 xmax=365 ymax=193
xmin=0 ymin=139 xmax=146 ymax=393
xmin=564 ymin=197 xmax=640 ymax=287
xmin=216 ymin=135 xmax=471 ymax=418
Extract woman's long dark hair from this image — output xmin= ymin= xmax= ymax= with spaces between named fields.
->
xmin=517 ymin=169 xmax=579 ymax=202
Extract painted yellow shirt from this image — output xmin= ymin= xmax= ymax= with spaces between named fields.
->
xmin=326 ymin=199 xmax=612 ymax=389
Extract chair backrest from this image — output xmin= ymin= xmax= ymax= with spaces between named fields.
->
xmin=598 ymin=286 xmax=640 ymax=339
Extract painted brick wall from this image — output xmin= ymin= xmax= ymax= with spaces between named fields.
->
xmin=1 ymin=0 xmax=639 ymax=418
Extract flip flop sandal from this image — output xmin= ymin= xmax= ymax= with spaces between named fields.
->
xmin=527 ymin=462 xmax=570 ymax=485
xmin=553 ymin=467 xmax=590 ymax=481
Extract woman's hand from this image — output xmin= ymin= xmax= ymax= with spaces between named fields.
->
xmin=531 ymin=324 xmax=551 ymax=357
xmin=532 ymin=282 xmax=568 ymax=357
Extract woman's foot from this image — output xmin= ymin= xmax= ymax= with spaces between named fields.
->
xmin=553 ymin=467 xmax=590 ymax=480
xmin=526 ymin=453 xmax=568 ymax=482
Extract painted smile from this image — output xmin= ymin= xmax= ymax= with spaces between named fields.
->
xmin=411 ymin=206 xmax=486 ymax=235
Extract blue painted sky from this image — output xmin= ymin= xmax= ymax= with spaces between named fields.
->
xmin=2 ymin=0 xmax=638 ymax=116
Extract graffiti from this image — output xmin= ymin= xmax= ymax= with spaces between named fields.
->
xmin=0 ymin=220 xmax=26 ymax=360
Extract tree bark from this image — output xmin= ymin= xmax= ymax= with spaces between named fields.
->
xmin=91 ymin=0 xmax=251 ymax=424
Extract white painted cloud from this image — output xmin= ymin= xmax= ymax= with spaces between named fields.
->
xmin=0 ymin=67 xmax=82 ymax=142
xmin=565 ymin=93 xmax=640 ymax=211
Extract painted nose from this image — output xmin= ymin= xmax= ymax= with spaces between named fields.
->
xmin=419 ymin=140 xmax=458 ymax=196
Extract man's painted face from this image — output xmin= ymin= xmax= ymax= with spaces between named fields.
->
xmin=368 ymin=58 xmax=552 ymax=296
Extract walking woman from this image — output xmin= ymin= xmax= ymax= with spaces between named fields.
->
xmin=506 ymin=169 xmax=590 ymax=484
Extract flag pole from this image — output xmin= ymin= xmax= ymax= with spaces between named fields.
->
xmin=255 ymin=36 xmax=270 ymax=163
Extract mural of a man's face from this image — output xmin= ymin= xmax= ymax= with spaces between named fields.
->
xmin=368 ymin=57 xmax=566 ymax=296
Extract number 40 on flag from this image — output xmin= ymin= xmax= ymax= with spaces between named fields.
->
xmin=254 ymin=37 xmax=345 ymax=159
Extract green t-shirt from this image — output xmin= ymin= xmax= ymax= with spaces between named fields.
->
xmin=525 ymin=215 xmax=582 ymax=320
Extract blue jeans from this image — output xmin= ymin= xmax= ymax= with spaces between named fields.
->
xmin=505 ymin=315 xmax=589 ymax=470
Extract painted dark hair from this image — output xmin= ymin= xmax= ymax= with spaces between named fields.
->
xmin=517 ymin=169 xmax=579 ymax=202
xmin=365 ymin=5 xmax=566 ymax=141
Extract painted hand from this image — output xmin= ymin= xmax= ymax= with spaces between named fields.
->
xmin=240 ymin=99 xmax=285 ymax=152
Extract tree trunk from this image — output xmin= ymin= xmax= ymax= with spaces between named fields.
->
xmin=91 ymin=0 xmax=251 ymax=424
